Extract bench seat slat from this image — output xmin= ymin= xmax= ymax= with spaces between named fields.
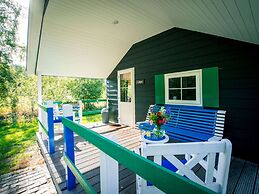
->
xmin=174 ymin=126 xmax=214 ymax=135
xmin=170 ymin=110 xmax=217 ymax=117
xmin=179 ymin=111 xmax=216 ymax=117
xmin=167 ymin=122 xmax=215 ymax=132
xmin=164 ymin=126 xmax=213 ymax=139
xmin=166 ymin=131 xmax=209 ymax=142
xmin=171 ymin=118 xmax=216 ymax=127
xmin=172 ymin=114 xmax=216 ymax=122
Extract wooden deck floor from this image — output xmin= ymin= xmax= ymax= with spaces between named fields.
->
xmin=37 ymin=124 xmax=259 ymax=194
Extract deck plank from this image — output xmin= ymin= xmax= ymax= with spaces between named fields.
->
xmin=233 ymin=161 xmax=258 ymax=194
xmin=254 ymin=168 xmax=259 ymax=194
xmin=226 ymin=157 xmax=245 ymax=194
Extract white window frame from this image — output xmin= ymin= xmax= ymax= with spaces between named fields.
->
xmin=164 ymin=69 xmax=202 ymax=106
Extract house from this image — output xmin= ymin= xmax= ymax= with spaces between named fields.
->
xmin=107 ymin=27 xmax=259 ymax=164
xmin=26 ymin=2 xmax=259 ymax=192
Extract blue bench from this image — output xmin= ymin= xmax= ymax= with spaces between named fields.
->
xmin=138 ymin=104 xmax=226 ymax=142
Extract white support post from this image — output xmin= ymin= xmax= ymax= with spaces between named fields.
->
xmin=38 ymin=72 xmax=42 ymax=104
xmin=100 ymin=135 xmax=119 ymax=194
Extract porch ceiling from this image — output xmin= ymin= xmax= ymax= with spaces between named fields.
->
xmin=27 ymin=0 xmax=259 ymax=78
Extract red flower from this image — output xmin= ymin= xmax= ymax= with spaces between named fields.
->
xmin=157 ymin=119 xmax=163 ymax=125
xmin=157 ymin=111 xmax=161 ymax=116
xmin=162 ymin=118 xmax=166 ymax=124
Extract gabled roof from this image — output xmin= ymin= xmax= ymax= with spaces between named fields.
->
xmin=27 ymin=0 xmax=259 ymax=78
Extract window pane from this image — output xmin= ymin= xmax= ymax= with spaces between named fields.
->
xmin=120 ymin=87 xmax=126 ymax=102
xmin=120 ymin=73 xmax=132 ymax=102
xmin=182 ymin=76 xmax=196 ymax=88
xmin=169 ymin=89 xmax=181 ymax=100
xmin=169 ymin=78 xmax=181 ymax=88
xmin=182 ymin=89 xmax=196 ymax=100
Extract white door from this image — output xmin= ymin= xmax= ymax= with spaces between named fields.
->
xmin=118 ymin=68 xmax=135 ymax=126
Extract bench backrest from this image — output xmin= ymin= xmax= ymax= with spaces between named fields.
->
xmin=153 ymin=104 xmax=226 ymax=142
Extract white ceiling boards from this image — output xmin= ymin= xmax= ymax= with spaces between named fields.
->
xmin=27 ymin=0 xmax=259 ymax=78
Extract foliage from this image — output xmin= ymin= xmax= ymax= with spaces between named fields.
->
xmin=149 ymin=107 xmax=170 ymax=127
xmin=0 ymin=0 xmax=21 ymax=101
xmin=68 ymin=78 xmax=105 ymax=100
xmin=0 ymin=66 xmax=106 ymax=124
xmin=0 ymin=121 xmax=38 ymax=174
xmin=148 ymin=107 xmax=170 ymax=137
xmin=42 ymin=76 xmax=74 ymax=102
xmin=0 ymin=65 xmax=38 ymax=124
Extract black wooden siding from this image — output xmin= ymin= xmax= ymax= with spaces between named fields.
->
xmin=107 ymin=28 xmax=259 ymax=163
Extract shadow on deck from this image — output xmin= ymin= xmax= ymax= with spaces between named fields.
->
xmin=37 ymin=124 xmax=259 ymax=194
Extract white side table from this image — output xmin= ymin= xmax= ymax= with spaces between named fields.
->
xmin=141 ymin=134 xmax=169 ymax=144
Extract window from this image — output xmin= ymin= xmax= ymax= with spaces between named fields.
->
xmin=165 ymin=70 xmax=202 ymax=105
xmin=120 ymin=72 xmax=132 ymax=102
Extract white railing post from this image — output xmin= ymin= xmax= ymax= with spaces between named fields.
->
xmin=37 ymin=72 xmax=42 ymax=104
xmin=100 ymin=135 xmax=119 ymax=194
xmin=217 ymin=139 xmax=232 ymax=194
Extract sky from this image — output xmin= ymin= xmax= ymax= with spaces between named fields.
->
xmin=13 ymin=0 xmax=30 ymax=66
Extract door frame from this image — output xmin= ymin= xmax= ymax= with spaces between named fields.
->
xmin=117 ymin=67 xmax=135 ymax=126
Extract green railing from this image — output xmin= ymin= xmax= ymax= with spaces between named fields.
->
xmin=81 ymin=99 xmax=107 ymax=103
xmin=37 ymin=117 xmax=48 ymax=136
xmin=64 ymin=154 xmax=96 ymax=193
xmin=62 ymin=117 xmax=215 ymax=194
xmin=81 ymin=99 xmax=107 ymax=116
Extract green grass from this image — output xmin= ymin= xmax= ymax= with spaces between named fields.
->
xmin=0 ymin=121 xmax=38 ymax=174
xmin=82 ymin=114 xmax=102 ymax=124
xmin=0 ymin=115 xmax=101 ymax=175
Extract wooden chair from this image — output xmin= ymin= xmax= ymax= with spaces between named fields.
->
xmin=136 ymin=139 xmax=232 ymax=194
xmin=53 ymin=103 xmax=63 ymax=133
xmin=73 ymin=100 xmax=83 ymax=124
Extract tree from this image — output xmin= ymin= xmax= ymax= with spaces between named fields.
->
xmin=68 ymin=78 xmax=105 ymax=100
xmin=42 ymin=76 xmax=74 ymax=102
xmin=0 ymin=0 xmax=21 ymax=101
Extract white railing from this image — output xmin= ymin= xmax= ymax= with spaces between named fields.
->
xmin=137 ymin=140 xmax=232 ymax=194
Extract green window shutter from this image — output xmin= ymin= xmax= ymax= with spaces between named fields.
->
xmin=202 ymin=67 xmax=219 ymax=108
xmin=155 ymin=74 xmax=165 ymax=104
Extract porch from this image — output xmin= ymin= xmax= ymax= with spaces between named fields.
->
xmin=37 ymin=124 xmax=259 ymax=194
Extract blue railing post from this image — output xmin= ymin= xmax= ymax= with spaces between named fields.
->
xmin=63 ymin=104 xmax=76 ymax=190
xmin=46 ymin=101 xmax=55 ymax=154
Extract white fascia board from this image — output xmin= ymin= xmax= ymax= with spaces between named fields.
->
xmin=26 ymin=0 xmax=45 ymax=75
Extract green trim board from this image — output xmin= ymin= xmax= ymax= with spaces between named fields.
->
xmin=38 ymin=103 xmax=48 ymax=112
xmin=64 ymin=154 xmax=97 ymax=194
xmin=53 ymin=101 xmax=63 ymax=105
xmin=202 ymin=67 xmax=219 ymax=108
xmin=37 ymin=117 xmax=48 ymax=135
xmin=155 ymin=74 xmax=165 ymax=104
xmin=62 ymin=118 xmax=215 ymax=194
xmin=82 ymin=99 xmax=107 ymax=103
xmin=82 ymin=109 xmax=102 ymax=116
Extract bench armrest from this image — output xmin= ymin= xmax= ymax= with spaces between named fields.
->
xmin=208 ymin=136 xmax=222 ymax=142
